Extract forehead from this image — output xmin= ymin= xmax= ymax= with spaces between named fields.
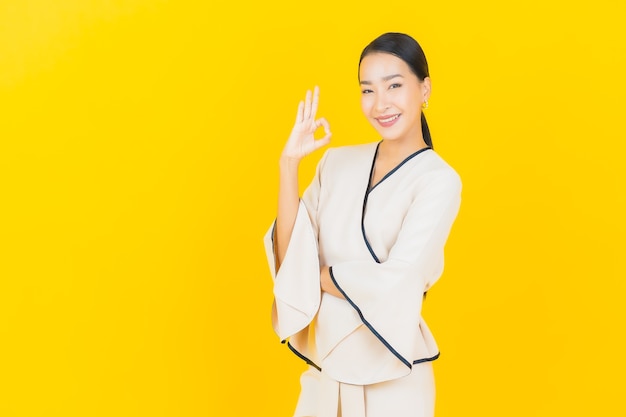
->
xmin=359 ymin=52 xmax=413 ymax=81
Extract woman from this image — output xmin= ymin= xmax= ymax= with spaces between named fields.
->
xmin=264 ymin=32 xmax=462 ymax=417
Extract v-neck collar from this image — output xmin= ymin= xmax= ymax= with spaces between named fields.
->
xmin=367 ymin=141 xmax=432 ymax=194
xmin=361 ymin=141 xmax=432 ymax=263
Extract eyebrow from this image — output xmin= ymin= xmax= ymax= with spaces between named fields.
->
xmin=360 ymin=73 xmax=404 ymax=85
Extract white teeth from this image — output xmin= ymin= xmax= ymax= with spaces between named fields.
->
xmin=379 ymin=114 xmax=399 ymax=123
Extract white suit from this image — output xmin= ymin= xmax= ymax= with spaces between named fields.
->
xmin=264 ymin=142 xmax=462 ymax=417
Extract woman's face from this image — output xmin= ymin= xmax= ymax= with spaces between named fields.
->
xmin=359 ymin=52 xmax=430 ymax=143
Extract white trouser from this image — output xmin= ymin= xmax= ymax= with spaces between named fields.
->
xmin=294 ymin=363 xmax=435 ymax=417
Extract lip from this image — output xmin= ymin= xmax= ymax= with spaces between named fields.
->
xmin=375 ymin=113 xmax=401 ymax=128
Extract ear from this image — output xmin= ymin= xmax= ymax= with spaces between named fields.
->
xmin=422 ymin=77 xmax=432 ymax=101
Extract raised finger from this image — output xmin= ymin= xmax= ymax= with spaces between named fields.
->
xmin=310 ymin=86 xmax=320 ymax=120
xmin=303 ymin=89 xmax=312 ymax=121
xmin=295 ymin=100 xmax=304 ymax=125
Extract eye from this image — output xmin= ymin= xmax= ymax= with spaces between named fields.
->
xmin=361 ymin=89 xmax=373 ymax=94
xmin=389 ymin=83 xmax=402 ymax=89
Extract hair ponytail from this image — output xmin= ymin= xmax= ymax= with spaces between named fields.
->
xmin=421 ymin=113 xmax=433 ymax=149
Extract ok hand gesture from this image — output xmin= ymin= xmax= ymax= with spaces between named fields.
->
xmin=281 ymin=86 xmax=331 ymax=162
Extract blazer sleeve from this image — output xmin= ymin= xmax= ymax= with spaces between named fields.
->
xmin=263 ymin=150 xmax=330 ymax=341
xmin=329 ymin=168 xmax=462 ymax=366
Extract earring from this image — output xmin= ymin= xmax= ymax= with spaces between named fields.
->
xmin=422 ymin=99 xmax=429 ymax=110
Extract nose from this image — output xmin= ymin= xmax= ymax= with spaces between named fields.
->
xmin=374 ymin=92 xmax=390 ymax=113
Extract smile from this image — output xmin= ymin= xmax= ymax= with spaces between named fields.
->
xmin=376 ymin=114 xmax=401 ymax=127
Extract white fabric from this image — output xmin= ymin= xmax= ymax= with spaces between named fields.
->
xmin=294 ymin=364 xmax=435 ymax=417
xmin=264 ymin=142 xmax=461 ymax=416
xmin=264 ymin=200 xmax=321 ymax=341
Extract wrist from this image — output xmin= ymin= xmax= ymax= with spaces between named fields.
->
xmin=279 ymin=154 xmax=301 ymax=169
xmin=320 ymin=266 xmax=330 ymax=289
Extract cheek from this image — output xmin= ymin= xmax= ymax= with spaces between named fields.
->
xmin=360 ymin=96 xmax=372 ymax=116
xmin=398 ymin=90 xmax=412 ymax=107
xmin=397 ymin=91 xmax=417 ymax=114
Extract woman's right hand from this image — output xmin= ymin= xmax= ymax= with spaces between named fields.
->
xmin=280 ymin=86 xmax=331 ymax=162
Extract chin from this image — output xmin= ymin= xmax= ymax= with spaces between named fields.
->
xmin=373 ymin=125 xmax=404 ymax=142
xmin=378 ymin=132 xmax=402 ymax=141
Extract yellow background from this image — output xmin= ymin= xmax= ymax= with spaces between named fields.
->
xmin=1 ymin=0 xmax=625 ymax=416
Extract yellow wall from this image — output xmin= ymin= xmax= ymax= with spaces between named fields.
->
xmin=1 ymin=1 xmax=625 ymax=416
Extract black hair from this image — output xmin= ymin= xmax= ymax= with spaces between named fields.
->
xmin=359 ymin=32 xmax=433 ymax=149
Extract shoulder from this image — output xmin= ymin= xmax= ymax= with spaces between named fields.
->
xmin=314 ymin=142 xmax=378 ymax=185
xmin=317 ymin=142 xmax=378 ymax=173
xmin=323 ymin=141 xmax=378 ymax=164
xmin=416 ymin=150 xmax=462 ymax=192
